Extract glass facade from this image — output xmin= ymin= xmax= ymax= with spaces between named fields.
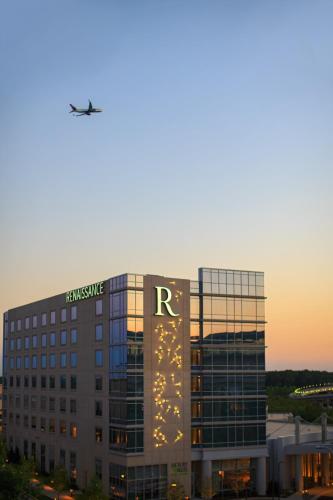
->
xmin=110 ymin=464 xmax=168 ymax=500
xmin=109 ymin=274 xmax=144 ymax=453
xmin=190 ymin=268 xmax=266 ymax=449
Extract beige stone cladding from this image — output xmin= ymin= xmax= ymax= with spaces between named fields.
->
xmin=143 ymin=275 xmax=191 ymax=496
xmin=4 ymin=281 xmax=110 ymax=491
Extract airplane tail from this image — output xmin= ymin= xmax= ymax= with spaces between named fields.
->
xmin=69 ymin=104 xmax=77 ymax=112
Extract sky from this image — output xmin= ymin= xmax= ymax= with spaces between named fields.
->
xmin=1 ymin=0 xmax=332 ymax=371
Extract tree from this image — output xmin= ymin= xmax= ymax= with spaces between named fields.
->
xmin=51 ymin=465 xmax=70 ymax=499
xmin=167 ymin=481 xmax=186 ymax=500
xmin=0 ymin=461 xmax=38 ymax=500
xmin=79 ymin=476 xmax=108 ymax=500
xmin=0 ymin=465 xmax=24 ymax=499
xmin=0 ymin=437 xmax=7 ymax=465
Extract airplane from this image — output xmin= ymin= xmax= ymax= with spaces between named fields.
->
xmin=69 ymin=100 xmax=102 ymax=116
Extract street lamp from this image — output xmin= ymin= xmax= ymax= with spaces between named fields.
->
xmin=218 ymin=470 xmax=224 ymax=499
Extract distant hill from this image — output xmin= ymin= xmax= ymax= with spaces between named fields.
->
xmin=267 ymin=370 xmax=333 ymax=388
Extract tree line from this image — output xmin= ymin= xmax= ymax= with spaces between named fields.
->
xmin=266 ymin=370 xmax=333 ymax=388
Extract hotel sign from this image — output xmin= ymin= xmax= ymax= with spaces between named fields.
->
xmin=154 ymin=286 xmax=179 ymax=317
xmin=65 ymin=281 xmax=105 ymax=303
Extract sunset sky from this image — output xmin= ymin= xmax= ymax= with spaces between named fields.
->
xmin=1 ymin=0 xmax=332 ymax=371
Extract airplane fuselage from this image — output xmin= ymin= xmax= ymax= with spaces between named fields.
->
xmin=69 ymin=102 xmax=102 ymax=116
xmin=75 ymin=108 xmax=102 ymax=114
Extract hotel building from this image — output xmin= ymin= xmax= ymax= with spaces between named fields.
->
xmin=2 ymin=267 xmax=267 ymax=498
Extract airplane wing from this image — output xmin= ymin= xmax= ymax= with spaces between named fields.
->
xmin=88 ymin=100 xmax=93 ymax=111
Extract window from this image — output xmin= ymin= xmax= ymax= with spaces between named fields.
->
xmin=40 ymin=396 xmax=47 ymax=411
xmin=70 ymin=375 xmax=77 ymax=390
xmin=24 ymin=376 xmax=29 ymax=388
xmin=191 ymin=375 xmax=201 ymax=392
xmin=95 ymin=376 xmax=103 ymax=391
xmin=70 ymin=399 xmax=77 ymax=414
xmin=49 ymin=376 xmax=55 ymax=389
xmin=10 ymin=339 xmax=14 ymax=351
xmin=10 ymin=320 xmax=15 ymax=333
xmin=70 ymin=452 xmax=77 ymax=480
xmin=24 ymin=336 xmax=30 ymax=349
xmin=50 ymin=332 xmax=56 ymax=346
xmin=24 ymin=355 xmax=30 ymax=369
xmin=191 ymin=428 xmax=202 ymax=445
xmin=95 ymin=350 xmax=103 ymax=367
xmin=41 ymin=312 xmax=47 ymax=326
xmin=16 ymin=338 xmax=22 ymax=350
xmin=49 ymin=418 xmax=55 ymax=432
xmin=70 ymin=423 xmax=78 ymax=439
xmin=127 ymin=290 xmax=144 ymax=315
xmin=40 ymin=417 xmax=46 ymax=432
xmin=41 ymin=376 xmax=47 ymax=388
xmin=60 ymin=398 xmax=66 ymax=412
xmin=95 ymin=427 xmax=103 ymax=443
xmin=16 ymin=356 xmax=22 ymax=369
xmin=50 ymin=311 xmax=56 ymax=325
xmin=32 ymin=375 xmax=37 ymax=388
xmin=49 ymin=353 xmax=56 ymax=368
xmin=71 ymin=305 xmax=77 ymax=321
xmin=10 ymin=357 xmax=14 ymax=369
xmin=96 ymin=299 xmax=103 ymax=316
xmin=61 ymin=308 xmax=67 ymax=322
xmin=191 ymin=348 xmax=201 ymax=366
xmin=32 ymin=355 xmax=37 ymax=369
xmin=70 ymin=352 xmax=77 ymax=368
xmin=95 ymin=401 xmax=103 ymax=417
xmin=60 ymin=421 xmax=67 ymax=435
xmin=59 ymin=449 xmax=66 ymax=466
xmin=95 ymin=459 xmax=102 ymax=479
xmin=31 ymin=396 xmax=37 ymax=410
xmin=41 ymin=354 xmax=47 ymax=369
xmin=41 ymin=333 xmax=47 ymax=347
xmin=25 ymin=317 xmax=30 ymax=330
xmin=60 ymin=375 xmax=67 ymax=389
xmin=32 ymin=335 xmax=38 ymax=348
xmin=32 ymin=315 xmax=37 ymax=328
xmin=95 ymin=324 xmax=103 ymax=341
xmin=49 ymin=398 xmax=55 ymax=411
xmin=31 ymin=416 xmax=37 ymax=429
xmin=16 ymin=376 xmax=21 ymax=388
xmin=60 ymin=330 xmax=67 ymax=345
xmin=192 ymin=401 xmax=202 ymax=419
xmin=109 ymin=428 xmax=143 ymax=452
xmin=70 ymin=328 xmax=77 ymax=345
xmin=60 ymin=353 xmax=67 ymax=368
xmin=17 ymin=319 xmax=22 ymax=331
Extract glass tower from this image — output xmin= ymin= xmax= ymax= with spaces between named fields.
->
xmin=191 ymin=268 xmax=266 ymax=496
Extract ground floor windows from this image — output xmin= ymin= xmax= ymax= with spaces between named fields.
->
xmin=109 ymin=463 xmax=167 ymax=500
xmin=192 ymin=458 xmax=255 ymax=498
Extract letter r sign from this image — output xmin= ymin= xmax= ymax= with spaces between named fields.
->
xmin=154 ymin=286 xmax=179 ymax=317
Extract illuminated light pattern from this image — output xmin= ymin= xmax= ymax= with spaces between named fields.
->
xmin=174 ymin=290 xmax=183 ymax=302
xmin=291 ymin=384 xmax=333 ymax=398
xmin=153 ymin=310 xmax=184 ymax=447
